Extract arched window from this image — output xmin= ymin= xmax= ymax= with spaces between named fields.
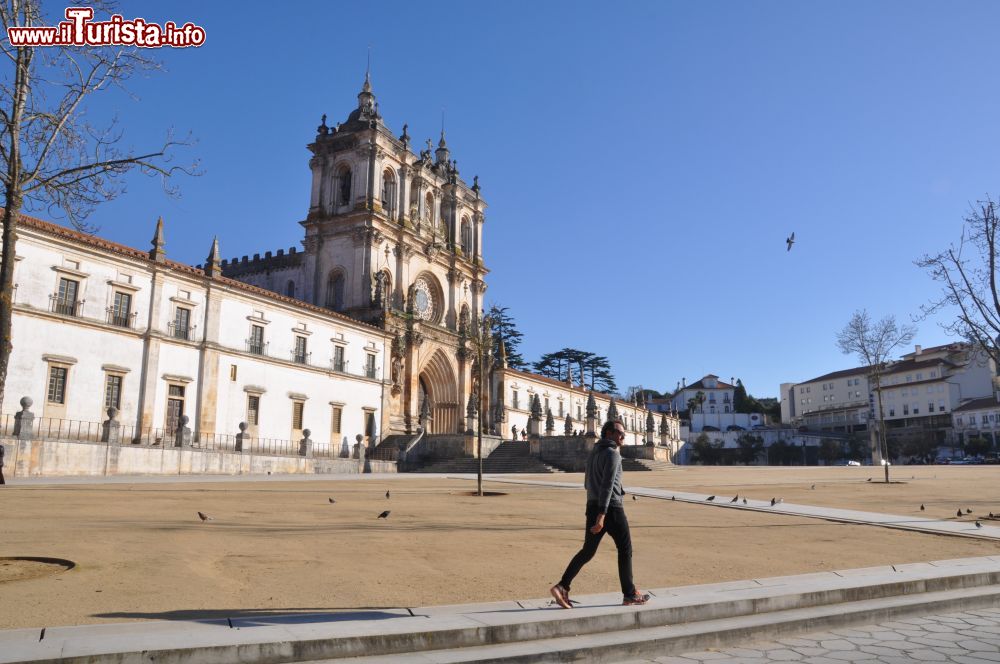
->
xmin=381 ymin=168 xmax=396 ymax=218
xmin=285 ymin=280 xmax=295 ymax=298
xmin=336 ymin=166 xmax=352 ymax=208
xmin=460 ymin=216 xmax=472 ymax=255
xmin=326 ymin=270 xmax=346 ymax=311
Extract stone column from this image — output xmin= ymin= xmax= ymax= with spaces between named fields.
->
xmin=101 ymin=407 xmax=121 ymax=444
xmin=585 ymin=392 xmax=597 ymax=438
xmin=174 ymin=415 xmax=192 ymax=448
xmin=12 ymin=397 xmax=34 ymax=441
xmin=299 ymin=429 xmax=313 ymax=457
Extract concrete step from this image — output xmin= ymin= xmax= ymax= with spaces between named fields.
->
xmin=4 ymin=556 xmax=999 ymax=664
xmin=322 ymin=583 xmax=1000 ymax=663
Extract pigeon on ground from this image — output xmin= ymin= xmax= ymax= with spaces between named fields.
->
xmin=966 ymin=508 xmax=973 ymax=514
xmin=386 ymin=490 xmax=391 ymax=499
xmin=786 ymin=232 xmax=795 ymax=251
xmin=632 ymin=495 xmax=638 ymax=501
xmin=377 ymin=510 xmax=391 ymax=519
xmin=328 ymin=498 xmax=336 ymax=504
xmin=730 ymin=495 xmax=738 ymax=503
xmin=742 ymin=498 xmax=747 ymax=505
xmin=771 ymin=497 xmax=777 ymax=506
xmin=976 ymin=521 xmax=983 ymax=528
xmin=866 ymin=478 xmax=872 ymax=482
xmin=811 ymin=484 xmax=815 ymax=490
xmin=990 ymin=512 xmax=995 ymax=518
xmin=197 ymin=511 xmax=214 ymax=522
xmin=706 ymin=495 xmax=716 ymax=502
xmin=671 ymin=496 xmax=676 ymax=501
xmin=920 ymin=504 xmax=925 ymax=511
xmin=957 ymin=509 xmax=963 ymax=518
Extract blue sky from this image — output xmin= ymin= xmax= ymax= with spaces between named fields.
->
xmin=23 ymin=1 xmax=1000 ymax=399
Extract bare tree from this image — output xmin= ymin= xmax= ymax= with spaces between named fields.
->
xmin=0 ymin=1 xmax=196 ymax=409
xmin=836 ymin=310 xmax=916 ymax=482
xmin=916 ymin=197 xmax=1000 ymax=368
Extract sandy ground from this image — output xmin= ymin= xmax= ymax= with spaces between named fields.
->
xmin=0 ymin=466 xmax=998 ymax=630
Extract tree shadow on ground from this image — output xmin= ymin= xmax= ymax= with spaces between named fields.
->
xmin=92 ymin=608 xmax=414 ymax=625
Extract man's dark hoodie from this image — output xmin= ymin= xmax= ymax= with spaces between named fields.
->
xmin=584 ymin=437 xmax=624 ymax=512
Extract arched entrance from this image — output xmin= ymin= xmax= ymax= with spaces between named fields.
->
xmin=418 ymin=349 xmax=459 ymax=434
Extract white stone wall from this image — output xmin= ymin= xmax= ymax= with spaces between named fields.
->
xmin=4 ymin=221 xmax=390 ymax=451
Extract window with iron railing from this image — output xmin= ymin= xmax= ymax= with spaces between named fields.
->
xmin=51 ymin=277 xmax=83 ymax=316
xmin=108 ymin=291 xmax=135 ymax=328
xmin=364 ymin=353 xmax=377 ymax=379
xmin=247 ymin=324 xmax=265 ymax=355
xmin=332 ymin=345 xmax=346 ymax=372
xmin=292 ymin=336 xmax=309 ymax=364
xmin=172 ymin=307 xmax=192 ymax=340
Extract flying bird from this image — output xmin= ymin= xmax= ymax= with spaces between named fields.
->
xmin=976 ymin=521 xmax=983 ymax=528
xmin=920 ymin=504 xmax=925 ymax=511
xmin=706 ymin=495 xmax=716 ymax=502
xmin=328 ymin=498 xmax=336 ymax=504
xmin=786 ymin=232 xmax=795 ymax=252
xmin=386 ymin=490 xmax=391 ymax=499
xmin=377 ymin=510 xmax=391 ymax=519
xmin=730 ymin=495 xmax=739 ymax=503
xmin=197 ymin=511 xmax=214 ymax=522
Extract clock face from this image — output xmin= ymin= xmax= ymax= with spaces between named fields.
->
xmin=412 ymin=278 xmax=436 ymax=321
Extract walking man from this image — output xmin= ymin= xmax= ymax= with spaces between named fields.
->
xmin=550 ymin=420 xmax=649 ymax=608
xmin=0 ymin=442 xmax=6 ymax=485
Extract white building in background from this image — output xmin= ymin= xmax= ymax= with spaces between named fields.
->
xmin=4 ymin=212 xmax=389 ymax=453
xmin=780 ymin=343 xmax=997 ymax=451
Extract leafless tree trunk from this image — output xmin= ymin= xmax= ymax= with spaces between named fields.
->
xmin=0 ymin=0 xmax=196 ymax=410
xmin=836 ymin=310 xmax=916 ymax=483
xmin=916 ymin=197 xmax=1000 ymax=370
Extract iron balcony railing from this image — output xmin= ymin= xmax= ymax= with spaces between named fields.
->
xmin=246 ymin=339 xmax=268 ymax=356
xmin=331 ymin=359 xmax=348 ymax=373
xmin=106 ymin=308 xmax=138 ymax=329
xmin=49 ymin=294 xmax=84 ymax=317
xmin=168 ymin=322 xmax=196 ymax=341
xmin=291 ymin=350 xmax=311 ymax=365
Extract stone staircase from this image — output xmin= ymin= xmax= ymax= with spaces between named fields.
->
xmin=413 ymin=440 xmax=563 ymax=474
xmin=622 ymin=457 xmax=676 ymax=471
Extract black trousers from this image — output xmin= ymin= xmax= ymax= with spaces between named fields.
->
xmin=558 ymin=502 xmax=635 ymax=597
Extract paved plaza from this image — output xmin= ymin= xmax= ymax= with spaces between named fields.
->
xmin=644 ymin=607 xmax=1000 ymax=663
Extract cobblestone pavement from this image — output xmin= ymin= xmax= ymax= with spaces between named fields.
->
xmin=628 ymin=607 xmax=1000 ymax=663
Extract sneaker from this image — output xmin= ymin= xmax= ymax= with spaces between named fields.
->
xmin=623 ymin=589 xmax=651 ymax=606
xmin=549 ymin=584 xmax=572 ymax=609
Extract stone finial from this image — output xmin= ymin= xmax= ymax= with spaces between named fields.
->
xmin=646 ymin=410 xmax=655 ymax=433
xmin=13 ymin=396 xmax=35 ymax=441
xmin=659 ymin=412 xmax=668 ymax=435
xmin=545 ymin=408 xmax=555 ymax=433
xmin=530 ymin=394 xmax=542 ymax=420
xmin=299 ymin=429 xmax=313 ymax=457
xmin=607 ymin=398 xmax=619 ymax=423
xmin=150 ymin=216 xmax=166 ymax=263
xmin=435 ymin=129 xmax=450 ymax=165
xmin=204 ymin=236 xmax=222 ymax=277
xmin=586 ymin=391 xmax=597 ymax=418
xmin=400 ymin=123 xmax=410 ymax=144
xmin=564 ymin=413 xmax=574 ymax=435
xmin=235 ymin=421 xmax=248 ymax=453
xmin=497 ymin=337 xmax=508 ymax=369
xmin=566 ymin=363 xmax=574 ymax=386
xmin=317 ymin=113 xmax=329 ymax=135
xmin=472 ymin=175 xmax=480 ymax=195
xmin=467 ymin=393 xmax=478 ymax=417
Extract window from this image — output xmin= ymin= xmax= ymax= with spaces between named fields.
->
xmin=424 ymin=193 xmax=433 ymax=224
xmin=544 ymin=398 xmax=549 ymax=414
xmin=332 ymin=345 xmax=345 ymax=372
xmin=983 ymin=414 xmax=989 ymax=425
xmin=331 ymin=405 xmax=342 ymax=435
xmin=558 ymin=401 xmax=564 ymax=417
xmin=577 ymin=405 xmax=582 ymax=420
xmin=285 ymin=280 xmax=295 ymax=298
xmin=293 ymin=336 xmax=308 ymax=364
xmin=956 ymin=417 xmax=963 ymax=426
xmin=292 ymin=401 xmax=304 ymax=430
xmin=173 ymin=307 xmax=191 ymax=340
xmin=902 ymin=404 xmax=909 ymax=415
xmin=104 ymin=374 xmax=123 ymax=410
xmin=930 ymin=371 xmax=937 ymax=378
xmin=913 ymin=405 xmax=919 ymax=415
xmin=916 ymin=373 xmax=923 ymax=380
xmin=247 ymin=395 xmax=260 ymax=425
xmin=381 ymin=169 xmax=395 ymax=217
xmin=54 ymin=277 xmax=79 ymax=316
xmin=460 ymin=217 xmax=472 ymax=255
xmin=889 ymin=407 xmax=895 ymax=417
xmin=110 ymin=291 xmax=132 ymax=327
xmin=363 ymin=410 xmax=375 ymax=442
xmin=512 ymin=390 xmax=519 ymax=409
xmin=929 ymin=402 xmax=935 ymax=414
xmin=248 ymin=324 xmax=265 ymax=355
xmin=47 ymin=366 xmax=68 ymax=403
xmin=906 ymin=375 xmax=912 ymax=382
xmin=725 ymin=405 xmax=730 ymax=413
xmin=166 ymin=385 xmax=185 ymax=433
xmin=337 ymin=167 xmax=352 ymax=207
xmin=364 ymin=353 xmax=377 ymax=379
xmin=326 ymin=271 xmax=346 ymax=311
xmin=230 ymin=364 xmax=237 ymax=381
xmin=939 ymin=401 xmax=945 ymax=412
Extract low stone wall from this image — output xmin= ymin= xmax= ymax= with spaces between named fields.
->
xmin=621 ymin=444 xmax=672 ymax=462
xmin=415 ymin=434 xmax=503 ymax=462
xmin=537 ymin=435 xmax=596 ymax=472
xmin=0 ymin=438 xmax=396 ymax=478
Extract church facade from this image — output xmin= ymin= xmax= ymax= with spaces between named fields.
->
xmin=1 ymin=74 xmax=680 ymax=465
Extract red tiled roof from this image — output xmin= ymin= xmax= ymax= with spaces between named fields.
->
xmin=952 ymin=396 xmax=1000 ymax=413
xmin=3 ymin=208 xmax=388 ymax=335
